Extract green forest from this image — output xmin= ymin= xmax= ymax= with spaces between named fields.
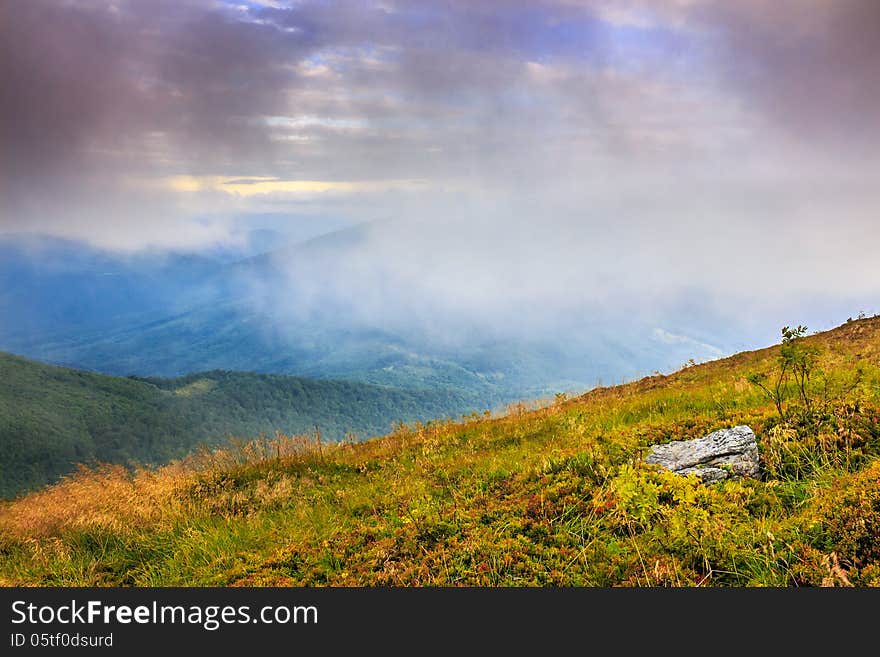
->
xmin=0 ymin=352 xmax=476 ymax=497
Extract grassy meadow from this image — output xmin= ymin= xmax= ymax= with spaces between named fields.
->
xmin=1 ymin=317 xmax=879 ymax=587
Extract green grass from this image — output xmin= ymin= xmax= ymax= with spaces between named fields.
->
xmin=1 ymin=317 xmax=879 ymax=587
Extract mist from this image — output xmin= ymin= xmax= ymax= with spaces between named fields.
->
xmin=242 ymin=171 xmax=878 ymax=361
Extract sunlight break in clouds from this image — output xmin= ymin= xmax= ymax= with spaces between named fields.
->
xmin=162 ymin=176 xmax=427 ymax=196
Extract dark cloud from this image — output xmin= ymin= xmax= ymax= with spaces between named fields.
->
xmin=690 ymin=0 xmax=880 ymax=151
xmin=0 ymin=0 xmax=313 ymax=245
xmin=0 ymin=0 xmax=312 ymax=181
xmin=0 ymin=0 xmax=677 ymax=212
xmin=0 ymin=1 xmax=137 ymax=200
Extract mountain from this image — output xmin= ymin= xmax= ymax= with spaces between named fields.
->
xmin=0 ymin=236 xmax=227 ymax=350
xmin=0 ymin=226 xmax=732 ymax=403
xmin=0 ymin=351 xmax=477 ymax=498
xmin=1 ymin=317 xmax=878 ymax=586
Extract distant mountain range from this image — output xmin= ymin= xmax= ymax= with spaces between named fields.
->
xmin=0 ymin=224 xmax=731 ymax=405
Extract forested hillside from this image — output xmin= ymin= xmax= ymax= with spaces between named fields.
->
xmin=0 ymin=352 xmax=475 ymax=497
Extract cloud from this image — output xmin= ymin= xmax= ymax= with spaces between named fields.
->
xmin=0 ymin=0 xmax=877 ymax=337
xmin=0 ymin=0 xmax=310 ymax=249
xmin=687 ymin=0 xmax=880 ymax=152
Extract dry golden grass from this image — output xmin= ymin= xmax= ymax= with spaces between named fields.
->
xmin=0 ymin=464 xmax=189 ymax=539
xmin=0 ymin=432 xmax=336 ymax=542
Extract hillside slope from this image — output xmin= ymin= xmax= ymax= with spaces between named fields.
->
xmin=1 ymin=317 xmax=878 ymax=586
xmin=0 ymin=352 xmax=476 ymax=497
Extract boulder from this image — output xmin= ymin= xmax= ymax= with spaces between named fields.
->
xmin=644 ymin=425 xmax=760 ymax=482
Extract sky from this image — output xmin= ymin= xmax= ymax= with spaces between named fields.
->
xmin=1 ymin=0 xmax=879 ymax=345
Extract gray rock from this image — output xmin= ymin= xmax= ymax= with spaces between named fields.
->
xmin=644 ymin=425 xmax=760 ymax=482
